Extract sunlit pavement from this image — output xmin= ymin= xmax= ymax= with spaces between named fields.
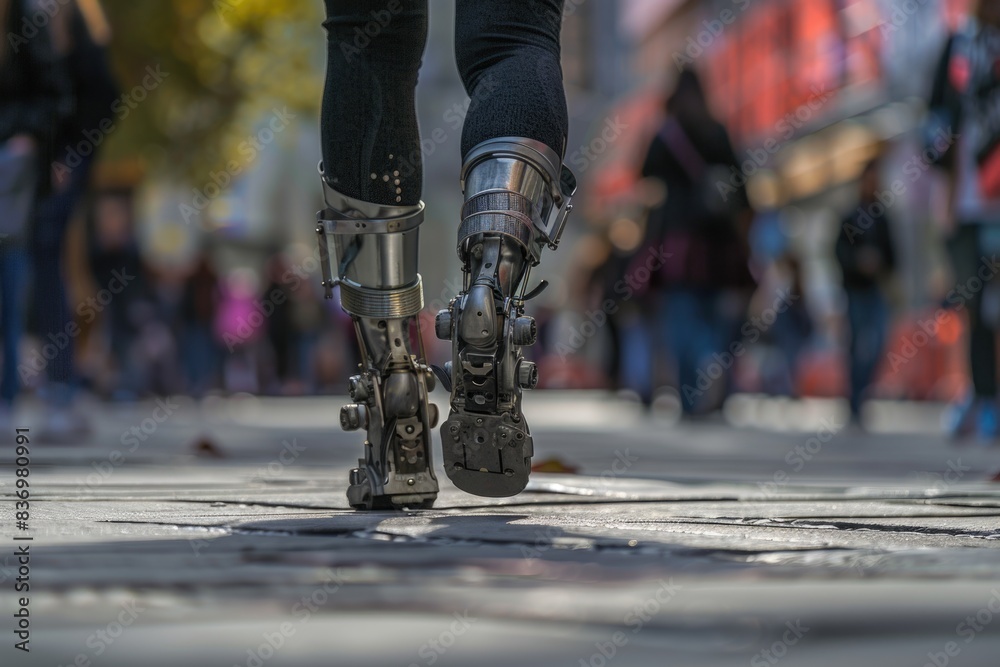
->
xmin=5 ymin=391 xmax=1000 ymax=667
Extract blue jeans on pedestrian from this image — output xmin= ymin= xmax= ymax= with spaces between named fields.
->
xmin=30 ymin=154 xmax=94 ymax=406
xmin=660 ymin=288 xmax=722 ymax=414
xmin=845 ymin=287 xmax=888 ymax=417
xmin=0 ymin=242 xmax=28 ymax=407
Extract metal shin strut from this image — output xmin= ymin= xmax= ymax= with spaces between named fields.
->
xmin=435 ymin=137 xmax=577 ymax=497
xmin=316 ymin=169 xmax=439 ymax=510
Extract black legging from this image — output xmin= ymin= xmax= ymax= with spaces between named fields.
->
xmin=320 ymin=0 xmax=568 ymax=207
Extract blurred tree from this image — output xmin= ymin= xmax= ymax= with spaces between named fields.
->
xmin=98 ymin=0 xmax=323 ymax=182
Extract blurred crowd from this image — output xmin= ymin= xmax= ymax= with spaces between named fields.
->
xmin=3 ymin=0 xmax=1000 ymax=443
xmin=0 ymin=0 xmax=362 ymax=441
xmin=547 ymin=0 xmax=1000 ymax=443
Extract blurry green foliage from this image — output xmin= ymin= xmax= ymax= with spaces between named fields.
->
xmin=99 ymin=0 xmax=323 ymax=181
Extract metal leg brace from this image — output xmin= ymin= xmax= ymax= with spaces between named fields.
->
xmin=317 ymin=170 xmax=439 ymax=510
xmin=435 ymin=138 xmax=576 ymax=497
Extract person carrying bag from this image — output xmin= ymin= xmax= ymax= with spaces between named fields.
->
xmin=0 ymin=0 xmax=71 ymax=418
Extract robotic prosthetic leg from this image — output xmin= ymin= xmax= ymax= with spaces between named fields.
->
xmin=435 ymin=138 xmax=576 ymax=497
xmin=317 ymin=173 xmax=439 ymax=510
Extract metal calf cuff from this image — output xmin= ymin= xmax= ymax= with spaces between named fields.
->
xmin=460 ymin=137 xmax=577 ymax=259
xmin=315 ymin=169 xmax=425 ymax=305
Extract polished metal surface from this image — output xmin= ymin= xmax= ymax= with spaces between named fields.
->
xmin=318 ymin=175 xmax=423 ymax=291
xmin=460 ymin=137 xmax=577 ymax=251
xmin=339 ymin=277 xmax=424 ymax=319
xmin=332 ymin=229 xmax=420 ymax=291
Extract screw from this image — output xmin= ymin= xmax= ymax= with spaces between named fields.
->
xmin=405 ymin=425 xmax=414 ymax=434
xmin=504 ymin=469 xmax=514 ymax=477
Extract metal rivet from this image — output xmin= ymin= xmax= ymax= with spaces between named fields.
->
xmin=407 ymin=478 xmax=415 ymax=486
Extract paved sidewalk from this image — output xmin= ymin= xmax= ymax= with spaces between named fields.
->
xmin=3 ymin=392 xmax=1000 ymax=666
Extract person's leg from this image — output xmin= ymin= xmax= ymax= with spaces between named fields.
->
xmin=845 ymin=290 xmax=864 ymax=417
xmin=436 ymin=0 xmax=575 ymax=496
xmin=0 ymin=243 xmax=28 ymax=408
xmin=967 ymin=283 xmax=998 ymax=399
xmin=455 ymin=0 xmax=569 ymax=159
xmin=30 ymin=155 xmax=95 ymax=410
xmin=846 ymin=288 xmax=885 ymax=418
xmin=318 ymin=0 xmax=438 ymax=509
xmin=618 ymin=308 xmax=652 ymax=403
xmin=662 ymin=289 xmax=698 ymax=413
xmin=943 ymin=224 xmax=995 ymax=436
xmin=321 ymin=0 xmax=426 ymax=207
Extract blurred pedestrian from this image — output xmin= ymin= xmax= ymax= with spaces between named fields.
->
xmin=639 ymin=67 xmax=755 ymax=416
xmin=31 ymin=0 xmax=117 ymax=437
xmin=262 ymin=253 xmax=296 ymax=394
xmin=747 ymin=176 xmax=813 ymax=395
xmin=0 ymin=0 xmax=70 ymax=427
xmin=179 ymin=253 xmax=221 ymax=397
xmin=836 ymin=157 xmax=896 ymax=423
xmin=86 ymin=190 xmax=146 ymax=400
xmin=929 ymin=0 xmax=1000 ymax=440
